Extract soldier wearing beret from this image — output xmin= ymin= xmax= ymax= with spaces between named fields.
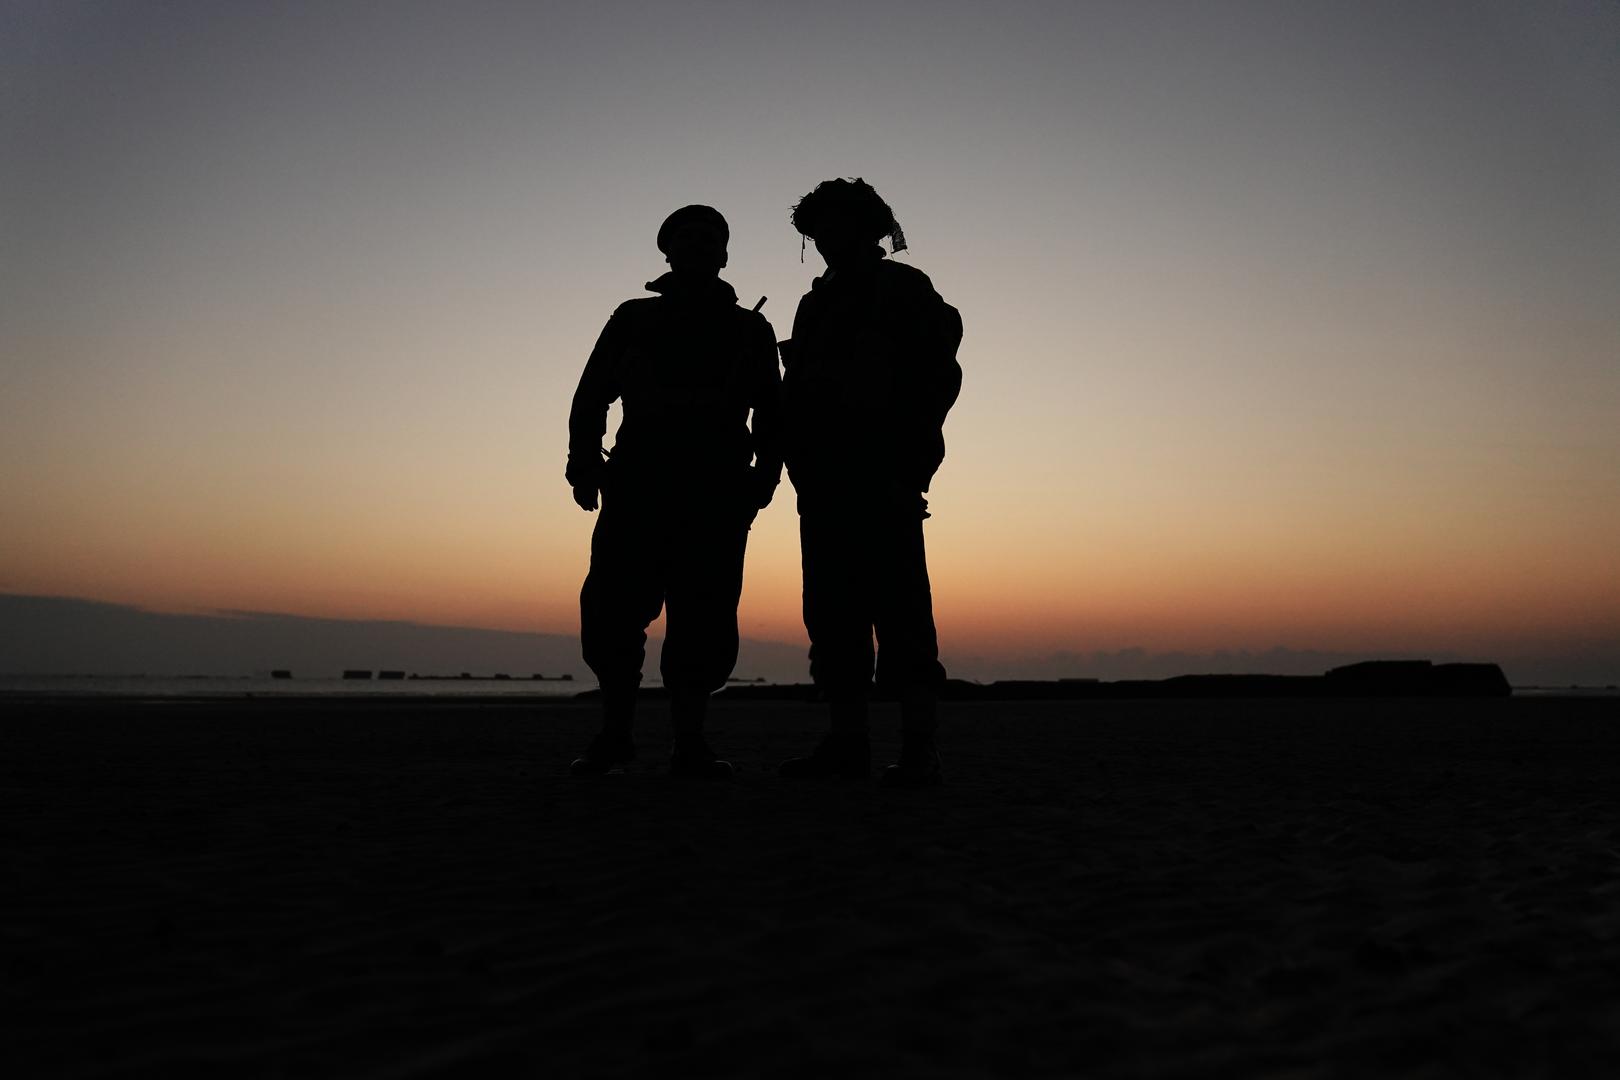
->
xmin=566 ymin=205 xmax=782 ymax=779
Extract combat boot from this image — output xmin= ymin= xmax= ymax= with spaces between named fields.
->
xmin=669 ymin=692 xmax=733 ymax=780
xmin=880 ymin=691 xmax=943 ymax=788
xmin=570 ymin=685 xmax=636 ymax=775
xmin=570 ymin=731 xmax=637 ymax=775
xmin=669 ymin=735 xmax=735 ymax=780
xmin=879 ymin=738 xmax=942 ymax=787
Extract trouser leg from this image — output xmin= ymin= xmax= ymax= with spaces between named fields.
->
xmin=870 ymin=504 xmax=944 ymax=769
xmin=900 ymin=690 xmax=937 ymax=743
xmin=799 ymin=511 xmax=875 ymax=749
xmin=661 ymin=513 xmax=750 ymax=742
xmin=600 ymin=686 xmax=637 ymax=740
xmin=579 ymin=501 xmax=665 ymax=735
xmin=873 ymin=504 xmax=946 ymax=704
xmin=800 ymin=511 xmax=876 ymax=704
xmin=669 ymin=692 xmax=707 ymax=743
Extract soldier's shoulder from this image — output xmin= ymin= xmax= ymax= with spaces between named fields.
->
xmin=604 ymin=296 xmax=667 ymax=334
xmin=612 ymin=296 xmax=663 ymax=318
xmin=878 ymin=259 xmax=936 ymax=288
xmin=878 ymin=260 xmax=946 ymax=303
xmin=728 ymin=302 xmax=774 ymax=336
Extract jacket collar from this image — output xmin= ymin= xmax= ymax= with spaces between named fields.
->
xmin=644 ymin=271 xmax=738 ymax=304
xmin=812 ymin=245 xmax=887 ymax=290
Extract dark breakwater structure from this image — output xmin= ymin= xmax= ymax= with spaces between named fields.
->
xmin=406 ymin=673 xmax=575 ymax=681
xmin=704 ymin=661 xmax=1512 ymax=703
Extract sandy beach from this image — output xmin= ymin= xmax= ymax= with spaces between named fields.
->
xmin=5 ymin=694 xmax=1619 ymax=1077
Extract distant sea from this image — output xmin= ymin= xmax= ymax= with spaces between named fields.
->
xmin=1 ymin=676 xmax=1612 ymax=700
xmin=0 ymin=675 xmax=597 ymax=699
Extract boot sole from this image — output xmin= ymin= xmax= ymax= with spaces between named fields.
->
xmin=570 ymin=761 xmax=633 ymax=776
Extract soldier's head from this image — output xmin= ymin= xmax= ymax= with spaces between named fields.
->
xmin=657 ymin=204 xmax=729 ymax=275
xmin=791 ymin=178 xmax=907 ymax=268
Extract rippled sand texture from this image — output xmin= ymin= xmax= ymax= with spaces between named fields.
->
xmin=6 ymin=695 xmax=1619 ymax=1077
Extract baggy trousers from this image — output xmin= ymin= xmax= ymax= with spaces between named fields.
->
xmin=580 ymin=492 xmax=752 ymax=696
xmin=800 ymin=497 xmax=946 ymax=701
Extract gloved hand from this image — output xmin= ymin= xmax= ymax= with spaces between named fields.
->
xmin=566 ymin=453 xmax=604 ymax=511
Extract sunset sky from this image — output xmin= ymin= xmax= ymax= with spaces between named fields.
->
xmin=4 ymin=1 xmax=1618 ymax=683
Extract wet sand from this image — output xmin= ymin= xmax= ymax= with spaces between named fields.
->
xmin=5 ymin=694 xmax=1619 ymax=1077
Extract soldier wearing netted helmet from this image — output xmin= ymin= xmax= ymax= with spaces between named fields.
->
xmin=776 ymin=179 xmax=963 ymax=787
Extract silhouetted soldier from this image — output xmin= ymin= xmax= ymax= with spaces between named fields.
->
xmin=566 ymin=205 xmax=781 ymax=779
xmin=776 ymin=179 xmax=962 ymax=787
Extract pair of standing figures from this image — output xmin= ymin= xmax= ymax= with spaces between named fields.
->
xmin=565 ymin=179 xmax=962 ymax=787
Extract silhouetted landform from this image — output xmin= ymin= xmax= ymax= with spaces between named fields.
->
xmin=1518 ymin=684 xmax=1620 ymax=693
xmin=0 ymin=594 xmax=633 ymax=679
xmin=406 ymin=672 xmax=574 ymax=682
xmin=323 ymin=669 xmax=574 ymax=683
xmin=703 ymin=661 xmax=1511 ymax=702
xmin=270 ymin=670 xmax=292 ymax=679
xmin=12 ymin=594 xmax=1611 ymax=686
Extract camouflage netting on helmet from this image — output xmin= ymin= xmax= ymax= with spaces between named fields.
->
xmin=790 ymin=178 xmax=907 ymax=253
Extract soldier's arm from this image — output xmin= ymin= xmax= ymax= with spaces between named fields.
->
xmin=747 ymin=314 xmax=784 ymax=509
xmin=909 ymin=277 xmax=963 ymax=427
xmin=566 ymin=308 xmax=626 ymax=506
xmin=897 ymin=274 xmax=963 ymax=491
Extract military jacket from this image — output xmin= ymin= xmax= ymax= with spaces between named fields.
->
xmin=782 ymin=256 xmax=962 ymax=499
xmin=567 ymin=273 xmax=782 ymax=506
